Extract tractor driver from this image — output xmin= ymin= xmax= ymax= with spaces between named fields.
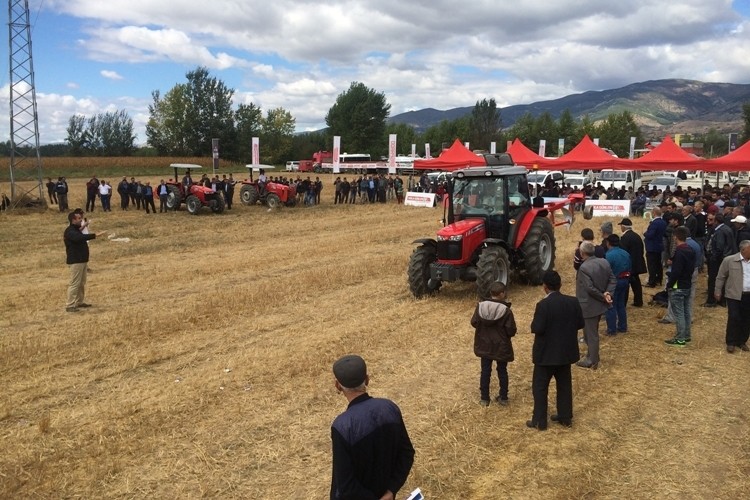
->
xmin=480 ymin=180 xmax=504 ymax=215
xmin=258 ymin=168 xmax=268 ymax=195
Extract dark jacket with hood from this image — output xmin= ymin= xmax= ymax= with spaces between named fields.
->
xmin=470 ymin=299 xmax=517 ymax=362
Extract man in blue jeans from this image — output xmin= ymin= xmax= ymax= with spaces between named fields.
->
xmin=604 ymin=234 xmax=631 ymax=335
xmin=665 ymin=226 xmax=696 ymax=346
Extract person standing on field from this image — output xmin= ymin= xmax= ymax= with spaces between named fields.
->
xmin=157 ymin=180 xmax=169 ymax=212
xmin=471 ymin=281 xmax=517 ymax=407
xmin=330 ymin=355 xmax=415 ymax=500
xmin=714 ymin=239 xmax=750 ymax=353
xmin=575 ymin=241 xmax=616 ymax=369
xmin=64 ymin=211 xmax=106 ymax=312
xmin=618 ymin=218 xmax=647 ymax=307
xmin=527 ymin=270 xmax=584 ymax=431
xmin=143 ymin=182 xmax=156 ymax=214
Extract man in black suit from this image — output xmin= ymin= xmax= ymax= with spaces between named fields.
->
xmin=618 ymin=218 xmax=647 ymax=307
xmin=527 ymin=271 xmax=585 ymax=430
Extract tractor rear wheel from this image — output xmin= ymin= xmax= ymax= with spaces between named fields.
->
xmin=186 ymin=195 xmax=201 ymax=215
xmin=166 ymin=185 xmax=182 ymax=210
xmin=476 ymin=246 xmax=510 ymax=299
xmin=521 ymin=217 xmax=555 ymax=285
xmin=408 ymin=245 xmax=439 ymax=298
xmin=210 ymin=195 xmax=225 ymax=214
xmin=240 ymin=185 xmax=258 ymax=205
xmin=266 ymin=193 xmax=281 ymax=209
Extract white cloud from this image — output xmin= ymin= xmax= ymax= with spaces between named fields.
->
xmin=8 ymin=0 xmax=749 ymax=143
xmin=100 ymin=70 xmax=123 ymax=80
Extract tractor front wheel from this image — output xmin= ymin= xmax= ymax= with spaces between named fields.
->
xmin=240 ymin=185 xmax=259 ymax=205
xmin=521 ymin=217 xmax=555 ymax=285
xmin=476 ymin=246 xmax=510 ymax=299
xmin=408 ymin=245 xmax=440 ymax=298
xmin=266 ymin=193 xmax=281 ymax=209
xmin=186 ymin=195 xmax=201 ymax=215
xmin=210 ymin=195 xmax=225 ymax=214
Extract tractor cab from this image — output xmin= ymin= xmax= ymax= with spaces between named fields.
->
xmin=449 ymin=167 xmax=532 ymax=245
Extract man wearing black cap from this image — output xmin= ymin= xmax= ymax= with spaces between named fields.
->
xmin=619 ymin=218 xmax=647 ymax=306
xmin=330 ymin=355 xmax=415 ymax=500
xmin=527 ymin=271 xmax=584 ymax=431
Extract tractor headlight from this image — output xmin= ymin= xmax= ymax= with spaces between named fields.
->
xmin=437 ymin=235 xmax=463 ymax=242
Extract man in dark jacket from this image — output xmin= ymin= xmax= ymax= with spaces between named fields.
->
xmin=64 ymin=211 xmax=105 ymax=312
xmin=330 ymin=355 xmax=414 ymax=500
xmin=619 ymin=218 xmax=647 ymax=306
xmin=704 ymin=213 xmax=737 ymax=306
xmin=528 ymin=271 xmax=585 ymax=430
xmin=117 ymin=177 xmax=130 ymax=210
xmin=664 ymin=226 xmax=696 ymax=346
xmin=470 ymin=282 xmax=517 ymax=407
xmin=644 ymin=207 xmax=667 ymax=287
xmin=55 ymin=177 xmax=69 ymax=212
xmin=85 ymin=176 xmax=99 ymax=212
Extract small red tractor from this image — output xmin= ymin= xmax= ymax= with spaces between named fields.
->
xmin=239 ymin=165 xmax=296 ymax=208
xmin=408 ymin=155 xmax=584 ymax=299
xmin=164 ymin=164 xmax=225 ymax=215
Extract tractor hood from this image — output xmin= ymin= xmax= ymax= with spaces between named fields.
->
xmin=438 ymin=219 xmax=485 ymax=238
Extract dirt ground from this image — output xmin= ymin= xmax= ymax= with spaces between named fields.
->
xmin=1 ymin=175 xmax=748 ymax=499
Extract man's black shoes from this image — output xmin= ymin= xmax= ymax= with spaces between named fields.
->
xmin=526 ymin=420 xmax=547 ymax=431
xmin=551 ymin=414 xmax=573 ymax=427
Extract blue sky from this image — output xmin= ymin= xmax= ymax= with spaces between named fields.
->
xmin=1 ymin=0 xmax=749 ymax=145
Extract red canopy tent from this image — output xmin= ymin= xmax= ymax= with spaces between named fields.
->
xmin=413 ymin=139 xmax=487 ymax=170
xmin=629 ymin=135 xmax=705 ymax=171
xmin=506 ymin=138 xmax=547 ymax=168
xmin=553 ymin=135 xmax=619 ymax=170
xmin=703 ymin=140 xmax=750 ymax=172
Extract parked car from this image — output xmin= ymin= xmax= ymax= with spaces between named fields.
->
xmin=526 ymin=170 xmax=564 ymax=187
xmin=646 ymin=176 xmax=680 ymax=193
xmin=561 ymin=175 xmax=591 ymax=190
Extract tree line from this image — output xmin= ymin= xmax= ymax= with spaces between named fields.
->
xmin=51 ymin=66 xmax=750 ymax=163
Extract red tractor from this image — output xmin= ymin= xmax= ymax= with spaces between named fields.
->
xmin=164 ymin=164 xmax=226 ymax=215
xmin=408 ymin=157 xmax=583 ymax=299
xmin=239 ymin=165 xmax=296 ymax=208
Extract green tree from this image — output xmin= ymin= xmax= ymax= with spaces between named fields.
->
xmin=325 ymin=82 xmax=390 ymax=154
xmin=291 ymin=131 xmax=329 ymax=163
xmin=385 ymin=122 xmax=419 ymax=156
xmin=533 ymin=112 xmax=557 ymax=155
xmin=575 ymin=114 xmax=598 ymax=142
xmin=468 ymin=98 xmax=501 ymax=151
xmin=741 ymin=102 xmax=750 ymax=144
xmin=146 ymin=67 xmax=236 ymax=158
xmin=146 ymin=87 xmax=190 ymax=155
xmin=66 ymin=111 xmax=135 ymax=156
xmin=596 ymin=111 xmax=643 ymax=157
xmin=65 ymin=115 xmax=88 ymax=156
xmin=557 ymin=109 xmax=577 ymax=155
xmin=423 ymin=117 xmax=471 ymax=156
xmin=234 ymin=103 xmax=263 ymax=162
xmin=505 ymin=113 xmax=537 ymax=151
xmin=695 ymin=128 xmax=729 ymax=158
xmin=260 ymin=107 xmax=295 ymax=165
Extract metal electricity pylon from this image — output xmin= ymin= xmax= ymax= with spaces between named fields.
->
xmin=7 ymin=0 xmax=43 ymax=201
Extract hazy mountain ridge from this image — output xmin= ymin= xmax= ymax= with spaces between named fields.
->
xmin=389 ymin=79 xmax=750 ymax=136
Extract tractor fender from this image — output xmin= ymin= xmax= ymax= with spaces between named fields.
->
xmin=412 ymin=238 xmax=437 ymax=247
xmin=481 ymin=238 xmax=508 ymax=247
xmin=513 ymin=209 xmax=547 ymax=249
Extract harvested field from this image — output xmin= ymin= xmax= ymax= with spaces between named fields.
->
xmin=1 ymin=176 xmax=749 ymax=499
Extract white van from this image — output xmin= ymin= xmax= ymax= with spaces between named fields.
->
xmin=285 ymin=161 xmax=300 ymax=172
xmin=596 ymin=170 xmax=642 ymax=191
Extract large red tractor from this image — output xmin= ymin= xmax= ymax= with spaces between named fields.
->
xmin=408 ymin=157 xmax=583 ymax=299
xmin=164 ymin=164 xmax=225 ymax=215
xmin=239 ymin=165 xmax=296 ymax=208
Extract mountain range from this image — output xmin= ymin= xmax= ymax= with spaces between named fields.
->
xmin=388 ymin=79 xmax=750 ymax=137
